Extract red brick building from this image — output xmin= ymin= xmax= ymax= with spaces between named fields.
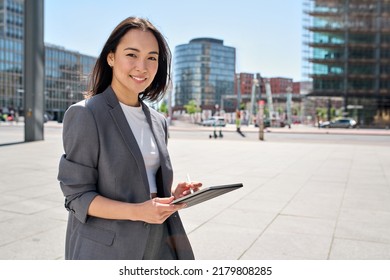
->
xmin=269 ymin=77 xmax=293 ymax=94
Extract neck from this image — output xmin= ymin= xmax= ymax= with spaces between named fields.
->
xmin=111 ymin=85 xmax=140 ymax=107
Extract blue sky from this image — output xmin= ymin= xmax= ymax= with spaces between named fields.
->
xmin=45 ymin=0 xmax=304 ymax=81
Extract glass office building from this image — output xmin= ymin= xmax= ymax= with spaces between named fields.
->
xmin=304 ymin=0 xmax=390 ymax=127
xmin=0 ymin=0 xmax=96 ymax=121
xmin=174 ymin=38 xmax=236 ymax=112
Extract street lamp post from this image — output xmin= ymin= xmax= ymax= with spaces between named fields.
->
xmin=286 ymin=86 xmax=292 ymax=129
xmin=258 ymin=100 xmax=265 ymax=141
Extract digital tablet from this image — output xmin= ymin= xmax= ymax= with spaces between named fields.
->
xmin=172 ymin=183 xmax=243 ymax=208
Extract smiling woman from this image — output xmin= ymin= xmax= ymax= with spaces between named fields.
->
xmin=57 ymin=17 xmax=202 ymax=260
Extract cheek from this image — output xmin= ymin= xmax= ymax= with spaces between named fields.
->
xmin=112 ymin=61 xmax=122 ymax=74
xmin=150 ymin=63 xmax=159 ymax=76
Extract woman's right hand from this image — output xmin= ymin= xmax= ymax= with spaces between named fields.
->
xmin=135 ymin=196 xmax=186 ymax=224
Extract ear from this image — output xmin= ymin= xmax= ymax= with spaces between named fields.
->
xmin=107 ymin=52 xmax=114 ymax=67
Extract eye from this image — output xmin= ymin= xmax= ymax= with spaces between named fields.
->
xmin=148 ymin=56 xmax=158 ymax=61
xmin=126 ymin=53 xmax=137 ymax=58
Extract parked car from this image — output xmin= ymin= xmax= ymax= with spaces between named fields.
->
xmin=320 ymin=118 xmax=357 ymax=128
xmin=201 ymin=116 xmax=226 ymax=127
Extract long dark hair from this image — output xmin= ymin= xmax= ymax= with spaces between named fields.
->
xmin=87 ymin=17 xmax=171 ymax=102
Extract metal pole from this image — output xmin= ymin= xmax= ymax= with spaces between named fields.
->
xmin=286 ymin=86 xmax=292 ymax=128
xmin=258 ymin=100 xmax=265 ymax=141
xmin=24 ymin=0 xmax=45 ymax=142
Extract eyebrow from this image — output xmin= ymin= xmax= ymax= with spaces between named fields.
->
xmin=123 ymin=47 xmax=159 ymax=55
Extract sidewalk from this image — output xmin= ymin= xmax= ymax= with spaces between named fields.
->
xmin=0 ymin=124 xmax=390 ymax=259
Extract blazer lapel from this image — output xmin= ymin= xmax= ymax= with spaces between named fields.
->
xmin=103 ymin=87 xmax=150 ymax=195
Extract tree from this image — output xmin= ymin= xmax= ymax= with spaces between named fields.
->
xmin=316 ymin=107 xmax=327 ymax=120
xmin=184 ymin=100 xmax=200 ymax=115
xmin=159 ymin=101 xmax=168 ymax=114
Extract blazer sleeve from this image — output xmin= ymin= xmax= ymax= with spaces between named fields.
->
xmin=57 ymin=102 xmax=99 ymax=223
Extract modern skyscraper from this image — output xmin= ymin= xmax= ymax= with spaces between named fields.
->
xmin=174 ymin=38 xmax=236 ymax=112
xmin=0 ymin=0 xmax=96 ymax=121
xmin=303 ymin=0 xmax=390 ymax=127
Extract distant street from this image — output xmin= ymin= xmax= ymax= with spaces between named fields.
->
xmin=1 ymin=121 xmax=390 ymax=146
xmin=168 ymin=121 xmax=390 ymax=146
xmin=169 ymin=126 xmax=390 ymax=146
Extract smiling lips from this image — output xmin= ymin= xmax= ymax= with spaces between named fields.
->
xmin=130 ymin=75 xmax=147 ymax=82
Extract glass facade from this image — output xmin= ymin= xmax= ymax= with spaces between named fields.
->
xmin=174 ymin=38 xmax=236 ymax=112
xmin=45 ymin=45 xmax=95 ymax=121
xmin=304 ymin=0 xmax=390 ymax=127
xmin=0 ymin=0 xmax=96 ymax=121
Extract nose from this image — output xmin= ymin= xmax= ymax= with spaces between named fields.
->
xmin=135 ymin=59 xmax=147 ymax=73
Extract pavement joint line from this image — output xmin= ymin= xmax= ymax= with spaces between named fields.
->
xmin=237 ymin=211 xmax=282 ymax=260
xmin=185 ymin=180 xmax=268 ymax=239
xmin=186 ymin=186 xmax=254 ymax=235
xmin=326 ymin=181 xmax=349 ymax=260
xmin=333 ymin=236 xmax=390 ymax=245
xmin=235 ymin=175 xmax=312 ymax=259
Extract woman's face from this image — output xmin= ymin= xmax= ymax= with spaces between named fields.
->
xmin=107 ymin=29 xmax=159 ymax=104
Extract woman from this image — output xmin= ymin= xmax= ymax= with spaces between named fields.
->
xmin=58 ymin=17 xmax=201 ymax=260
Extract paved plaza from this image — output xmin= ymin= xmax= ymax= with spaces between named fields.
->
xmin=0 ymin=122 xmax=390 ymax=260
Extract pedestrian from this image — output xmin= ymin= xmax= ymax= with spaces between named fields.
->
xmin=236 ymin=109 xmax=242 ymax=132
xmin=57 ymin=17 xmax=201 ymax=260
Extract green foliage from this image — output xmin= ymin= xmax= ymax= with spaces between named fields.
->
xmin=263 ymin=106 xmax=269 ymax=118
xmin=316 ymin=107 xmax=327 ymax=118
xmin=159 ymin=101 xmax=168 ymax=114
xmin=292 ymin=104 xmax=300 ymax=116
xmin=316 ymin=107 xmax=336 ymax=120
xmin=184 ymin=100 xmax=200 ymax=114
xmin=277 ymin=106 xmax=284 ymax=114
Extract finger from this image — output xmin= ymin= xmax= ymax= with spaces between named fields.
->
xmin=177 ymin=182 xmax=187 ymax=187
xmin=154 ymin=198 xmax=184 ymax=212
xmin=188 ymin=184 xmax=201 ymax=193
xmin=185 ymin=183 xmax=201 ymax=191
xmin=153 ymin=196 xmax=175 ymax=204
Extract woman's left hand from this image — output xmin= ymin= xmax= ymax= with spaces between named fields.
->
xmin=172 ymin=181 xmax=202 ymax=199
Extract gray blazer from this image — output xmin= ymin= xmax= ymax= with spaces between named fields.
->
xmin=57 ymin=86 xmax=194 ymax=260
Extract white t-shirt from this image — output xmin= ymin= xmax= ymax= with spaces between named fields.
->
xmin=120 ymin=102 xmax=160 ymax=195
